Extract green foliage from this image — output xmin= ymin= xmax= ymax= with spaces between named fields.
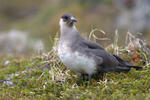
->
xmin=0 ymin=47 xmax=150 ymax=99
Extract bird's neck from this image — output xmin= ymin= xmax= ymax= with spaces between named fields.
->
xmin=60 ymin=25 xmax=79 ymax=40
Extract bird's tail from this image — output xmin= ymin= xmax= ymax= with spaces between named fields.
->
xmin=128 ymin=65 xmax=142 ymax=70
xmin=113 ymin=54 xmax=142 ymax=72
xmin=115 ymin=65 xmax=142 ymax=73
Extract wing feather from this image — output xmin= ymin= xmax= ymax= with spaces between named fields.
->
xmin=82 ymin=39 xmax=105 ymax=50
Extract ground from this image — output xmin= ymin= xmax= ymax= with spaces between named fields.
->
xmin=0 ymin=47 xmax=150 ymax=100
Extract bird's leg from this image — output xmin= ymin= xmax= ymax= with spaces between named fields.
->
xmin=81 ymin=73 xmax=85 ymax=82
xmin=88 ymin=74 xmax=92 ymax=82
xmin=94 ymin=74 xmax=99 ymax=80
xmin=100 ymin=73 xmax=105 ymax=81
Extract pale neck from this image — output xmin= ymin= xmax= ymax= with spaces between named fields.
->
xmin=60 ymin=25 xmax=78 ymax=38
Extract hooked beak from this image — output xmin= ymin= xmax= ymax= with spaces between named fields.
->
xmin=70 ymin=17 xmax=77 ymax=22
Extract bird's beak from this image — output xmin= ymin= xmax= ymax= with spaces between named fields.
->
xmin=71 ymin=17 xmax=77 ymax=22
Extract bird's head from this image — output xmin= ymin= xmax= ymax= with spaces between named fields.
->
xmin=59 ymin=14 xmax=77 ymax=27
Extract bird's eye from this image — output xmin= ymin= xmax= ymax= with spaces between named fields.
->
xmin=62 ymin=16 xmax=70 ymax=22
xmin=64 ymin=16 xmax=69 ymax=20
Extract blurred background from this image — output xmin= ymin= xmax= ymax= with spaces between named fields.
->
xmin=0 ymin=0 xmax=150 ymax=56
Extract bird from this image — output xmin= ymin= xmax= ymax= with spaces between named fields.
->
xmin=57 ymin=14 xmax=142 ymax=82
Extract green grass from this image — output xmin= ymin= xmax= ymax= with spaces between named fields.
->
xmin=0 ymin=47 xmax=150 ymax=100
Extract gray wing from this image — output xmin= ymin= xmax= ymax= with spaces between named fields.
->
xmin=82 ymin=39 xmax=105 ymax=50
xmin=80 ymin=39 xmax=121 ymax=72
xmin=81 ymin=38 xmax=118 ymax=66
xmin=80 ymin=37 xmax=140 ymax=73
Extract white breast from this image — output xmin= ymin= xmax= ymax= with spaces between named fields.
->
xmin=57 ymin=43 xmax=96 ymax=75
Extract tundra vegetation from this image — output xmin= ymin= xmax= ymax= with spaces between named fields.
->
xmin=0 ymin=31 xmax=150 ymax=100
xmin=0 ymin=0 xmax=150 ymax=99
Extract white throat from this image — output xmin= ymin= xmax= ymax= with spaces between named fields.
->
xmin=59 ymin=19 xmax=77 ymax=34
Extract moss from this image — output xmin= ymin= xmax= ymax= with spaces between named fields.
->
xmin=0 ymin=47 xmax=150 ymax=99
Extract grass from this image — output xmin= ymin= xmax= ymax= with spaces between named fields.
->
xmin=0 ymin=46 xmax=150 ymax=100
xmin=0 ymin=31 xmax=150 ymax=100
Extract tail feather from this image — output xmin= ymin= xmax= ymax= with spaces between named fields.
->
xmin=115 ymin=66 xmax=130 ymax=72
xmin=113 ymin=54 xmax=133 ymax=66
xmin=128 ymin=65 xmax=142 ymax=70
xmin=115 ymin=65 xmax=142 ymax=73
xmin=113 ymin=54 xmax=142 ymax=72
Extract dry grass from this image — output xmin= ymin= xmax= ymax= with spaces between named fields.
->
xmin=0 ymin=30 xmax=150 ymax=99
